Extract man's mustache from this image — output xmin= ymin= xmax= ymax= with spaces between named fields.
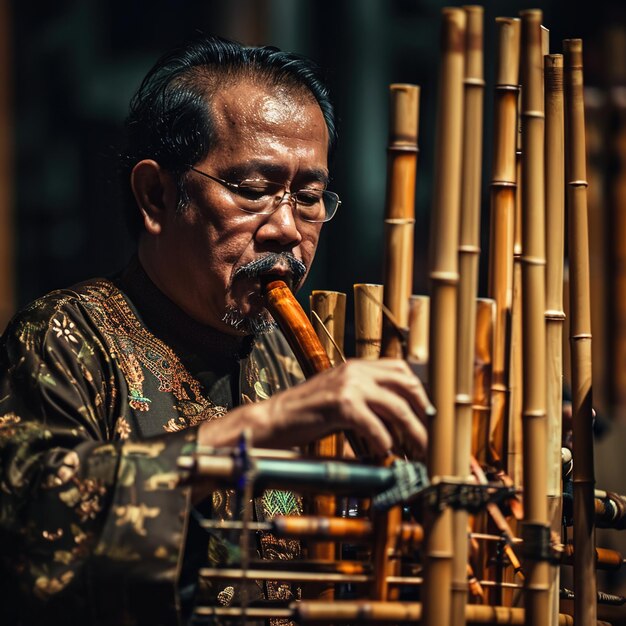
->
xmin=233 ymin=252 xmax=307 ymax=288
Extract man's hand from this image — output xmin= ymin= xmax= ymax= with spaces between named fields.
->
xmin=197 ymin=359 xmax=431 ymax=457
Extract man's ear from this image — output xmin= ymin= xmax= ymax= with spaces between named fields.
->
xmin=130 ymin=160 xmax=178 ymax=235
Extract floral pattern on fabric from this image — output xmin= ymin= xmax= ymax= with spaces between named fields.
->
xmin=0 ymin=272 xmax=306 ymax=626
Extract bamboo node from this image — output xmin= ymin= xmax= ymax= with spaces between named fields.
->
xmin=520 ymin=255 xmax=546 ymax=266
xmin=521 ymin=109 xmax=545 ymax=119
xmin=455 ymin=393 xmax=473 ymax=406
xmin=567 ymin=179 xmax=589 ymax=188
xmin=384 ymin=218 xmax=416 ymax=225
xmin=522 ymin=409 xmax=547 ymax=419
xmin=571 ymin=332 xmax=592 ymax=340
xmin=458 ymin=244 xmax=481 ymax=254
xmin=495 ymin=84 xmax=520 ymax=92
xmin=387 ymin=145 xmax=420 ymax=154
xmin=429 ymin=270 xmax=459 ymax=285
xmin=464 ymin=77 xmax=486 ymax=87
xmin=544 ymin=309 xmax=566 ymax=321
xmin=490 ymin=180 xmax=516 ymax=188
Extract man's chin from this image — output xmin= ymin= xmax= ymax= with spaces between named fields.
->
xmin=221 ymin=305 xmax=277 ymax=336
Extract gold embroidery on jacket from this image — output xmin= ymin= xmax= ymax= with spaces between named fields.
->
xmin=79 ymin=281 xmax=227 ymax=426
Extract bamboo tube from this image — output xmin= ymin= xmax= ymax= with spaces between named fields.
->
xmin=408 ymin=294 xmax=430 ymax=370
xmin=544 ymin=53 xmax=565 ymax=626
xmin=0 ymin=0 xmax=14 ymax=329
xmin=563 ymin=38 xmax=597 ymax=626
xmin=487 ymin=16 xmax=520 ymax=469
xmin=380 ymin=83 xmax=419 ymax=358
xmin=354 ymin=284 xmax=383 ymax=360
xmin=562 ymin=545 xmax=624 ymax=571
xmin=423 ymin=9 xmax=465 ymax=626
xmin=519 ymin=10 xmax=551 ymax=626
xmin=293 ymin=600 xmax=578 ymax=625
xmin=311 ymin=291 xmax=346 ymax=368
xmin=508 ymin=59 xmax=525 ymax=490
xmin=472 ymin=298 xmax=495 ymax=464
xmin=452 ymin=7 xmax=484 ymax=625
xmin=374 ymin=83 xmax=419 ymax=604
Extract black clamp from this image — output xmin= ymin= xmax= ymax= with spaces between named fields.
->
xmin=372 ymin=460 xmax=429 ymax=511
xmin=521 ymin=523 xmax=552 ymax=562
xmin=422 ymin=479 xmax=515 ymax=514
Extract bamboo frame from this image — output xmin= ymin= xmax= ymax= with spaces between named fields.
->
xmin=354 ymin=284 xmax=383 ymax=360
xmin=564 ymin=38 xmax=597 ymax=626
xmin=380 ymin=83 xmax=419 ymax=359
xmin=544 ymin=52 xmax=565 ymax=626
xmin=453 ymin=6 xmax=484 ymax=626
xmin=423 ymin=8 xmax=465 ymax=626
xmin=519 ymin=9 xmax=551 ymax=626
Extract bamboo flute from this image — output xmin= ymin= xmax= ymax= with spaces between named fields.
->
xmin=354 ymin=284 xmax=383 ymax=360
xmin=544 ymin=53 xmax=565 ymax=626
xmin=563 ymin=38 xmax=597 ymax=626
xmin=380 ymin=83 xmax=419 ymax=359
xmin=452 ymin=6 xmax=484 ymax=625
xmin=519 ymin=10 xmax=550 ymax=626
xmin=309 ymin=290 xmax=347 ymax=577
xmin=422 ymin=8 xmax=465 ymax=626
xmin=487 ymin=16 xmax=520 ymax=469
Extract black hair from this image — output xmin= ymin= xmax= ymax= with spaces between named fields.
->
xmin=121 ymin=35 xmax=337 ymax=239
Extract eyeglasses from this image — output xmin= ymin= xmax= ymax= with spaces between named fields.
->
xmin=188 ymin=166 xmax=341 ymax=223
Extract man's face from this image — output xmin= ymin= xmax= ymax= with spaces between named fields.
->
xmin=144 ymin=81 xmax=329 ymax=334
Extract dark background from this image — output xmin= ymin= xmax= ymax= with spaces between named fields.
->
xmin=9 ymin=0 xmax=626 ymax=601
xmin=11 ymin=0 xmax=623 ymax=317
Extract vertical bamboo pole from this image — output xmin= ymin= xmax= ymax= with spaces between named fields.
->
xmin=519 ymin=10 xmax=550 ymax=626
xmin=423 ymin=9 xmax=465 ymax=626
xmin=380 ymin=84 xmax=419 ymax=359
xmin=564 ymin=38 xmax=597 ymax=626
xmin=488 ymin=17 xmax=521 ymax=469
xmin=373 ymin=83 xmax=419 ymax=603
xmin=544 ymin=53 xmax=565 ymax=626
xmin=354 ymin=284 xmax=383 ymax=360
xmin=508 ymin=60 xmax=525 ymax=491
xmin=308 ymin=291 xmax=346 ymax=581
xmin=452 ymin=6 xmax=484 ymax=626
xmin=472 ymin=298 xmax=495 ymax=464
xmin=0 ymin=0 xmax=14 ymax=329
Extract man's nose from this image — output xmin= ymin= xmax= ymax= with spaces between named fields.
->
xmin=254 ymin=197 xmax=303 ymax=247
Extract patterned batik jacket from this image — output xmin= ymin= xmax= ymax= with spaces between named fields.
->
xmin=0 ymin=259 xmax=305 ymax=626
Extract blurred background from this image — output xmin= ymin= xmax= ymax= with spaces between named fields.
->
xmin=3 ymin=0 xmax=626 ymax=604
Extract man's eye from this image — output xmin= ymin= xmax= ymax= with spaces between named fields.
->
xmin=295 ymin=190 xmax=323 ymax=206
xmin=237 ymin=183 xmax=275 ymax=201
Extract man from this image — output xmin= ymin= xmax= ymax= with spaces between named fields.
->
xmin=0 ymin=36 xmax=428 ymax=625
